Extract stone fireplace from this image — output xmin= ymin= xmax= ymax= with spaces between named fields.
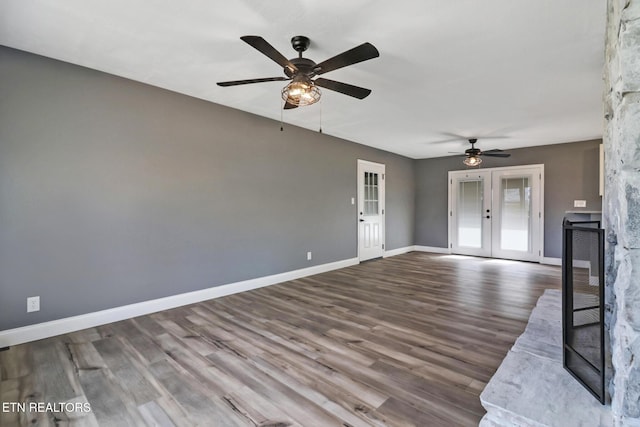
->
xmin=482 ymin=1 xmax=640 ymax=425
xmin=603 ymin=0 xmax=640 ymax=425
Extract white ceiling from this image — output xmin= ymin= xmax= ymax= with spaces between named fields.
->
xmin=0 ymin=0 xmax=606 ymax=159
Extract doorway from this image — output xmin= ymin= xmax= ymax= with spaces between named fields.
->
xmin=357 ymin=160 xmax=385 ymax=261
xmin=449 ymin=165 xmax=544 ymax=262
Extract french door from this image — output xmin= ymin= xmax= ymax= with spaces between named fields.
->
xmin=450 ymin=170 xmax=492 ymax=257
xmin=449 ymin=165 xmax=543 ymax=262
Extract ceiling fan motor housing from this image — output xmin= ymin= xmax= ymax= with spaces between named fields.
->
xmin=285 ymin=57 xmax=317 ymax=78
xmin=465 ymin=138 xmax=481 ymax=156
xmin=291 ymin=35 xmax=310 ymax=53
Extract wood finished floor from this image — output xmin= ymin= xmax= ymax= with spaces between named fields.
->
xmin=0 ymin=252 xmax=561 ymax=427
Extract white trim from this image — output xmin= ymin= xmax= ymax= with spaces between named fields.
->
xmin=573 ymin=260 xmax=591 ymax=269
xmin=414 ymin=245 xmax=451 ymax=254
xmin=383 ymin=246 xmax=415 ymax=258
xmin=0 ymin=257 xmax=359 ymax=348
xmin=539 ymin=165 xmax=546 ymax=263
xmin=599 ymin=143 xmax=604 ymax=197
xmin=540 ymin=257 xmax=591 ymax=269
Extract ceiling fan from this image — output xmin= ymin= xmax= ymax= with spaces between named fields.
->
xmin=458 ymin=138 xmax=511 ymax=167
xmin=217 ymin=35 xmax=379 ymax=109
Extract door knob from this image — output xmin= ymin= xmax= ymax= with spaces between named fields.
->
xmin=486 ymin=215 xmax=491 ymax=219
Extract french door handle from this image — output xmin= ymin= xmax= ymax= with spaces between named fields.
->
xmin=359 ymin=219 xmax=365 ymax=222
xmin=486 ymin=215 xmax=491 ymax=219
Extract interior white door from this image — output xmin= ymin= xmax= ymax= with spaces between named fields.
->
xmin=358 ymin=160 xmax=385 ymax=261
xmin=449 ymin=165 xmax=544 ymax=262
xmin=490 ymin=167 xmax=542 ymax=261
xmin=450 ymin=170 xmax=492 ymax=257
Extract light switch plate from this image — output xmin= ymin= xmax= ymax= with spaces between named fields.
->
xmin=574 ymin=200 xmax=587 ymax=208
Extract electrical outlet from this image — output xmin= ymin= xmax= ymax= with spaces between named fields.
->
xmin=307 ymin=251 xmax=312 ymax=261
xmin=27 ymin=296 xmax=40 ymax=313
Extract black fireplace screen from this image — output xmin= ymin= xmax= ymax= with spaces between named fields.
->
xmin=562 ymin=218 xmax=605 ymax=403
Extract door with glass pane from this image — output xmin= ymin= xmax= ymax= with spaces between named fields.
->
xmin=491 ymin=167 xmax=541 ymax=261
xmin=358 ymin=160 xmax=385 ymax=261
xmin=449 ymin=165 xmax=543 ymax=262
xmin=450 ymin=171 xmax=492 ymax=257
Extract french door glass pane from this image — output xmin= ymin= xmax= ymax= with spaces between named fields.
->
xmin=364 ymin=172 xmax=379 ymax=215
xmin=458 ymin=180 xmax=483 ymax=248
xmin=500 ymin=176 xmax=531 ymax=251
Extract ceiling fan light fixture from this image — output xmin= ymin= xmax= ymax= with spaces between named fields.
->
xmin=281 ymin=76 xmax=321 ymax=107
xmin=463 ymin=155 xmax=482 ymax=167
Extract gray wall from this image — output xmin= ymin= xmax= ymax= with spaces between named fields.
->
xmin=415 ymin=140 xmax=602 ymax=258
xmin=0 ymin=47 xmax=415 ymax=330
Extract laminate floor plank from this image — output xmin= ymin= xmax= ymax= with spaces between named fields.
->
xmin=147 ymin=359 xmax=248 ymax=427
xmin=223 ymin=385 xmax=303 ymax=427
xmin=317 ymin=350 xmax=480 ymax=427
xmin=78 ymin=369 xmax=146 ymax=427
xmin=0 ymin=252 xmax=560 ymax=426
xmin=151 ymin=396 xmax=196 ymax=427
xmin=205 ymin=352 xmax=343 ymax=427
xmin=201 ymin=311 xmax=390 ymax=410
xmin=137 ymin=401 xmax=176 ymax=427
xmin=0 ymin=344 xmax=31 ymax=380
xmin=31 ymin=339 xmax=80 ymax=403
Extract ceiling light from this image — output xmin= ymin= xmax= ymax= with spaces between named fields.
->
xmin=463 ymin=155 xmax=482 ymax=167
xmin=282 ymin=76 xmax=321 ymax=107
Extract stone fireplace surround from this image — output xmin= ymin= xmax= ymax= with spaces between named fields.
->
xmin=483 ymin=1 xmax=640 ymax=424
xmin=603 ymin=0 xmax=640 ymax=425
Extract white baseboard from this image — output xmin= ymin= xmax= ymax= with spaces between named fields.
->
xmin=414 ymin=245 xmax=451 ymax=254
xmin=0 ymin=257 xmax=359 ymax=348
xmin=573 ymin=260 xmax=591 ymax=269
xmin=540 ymin=257 xmax=593 ymax=269
xmin=383 ymin=245 xmax=452 ymax=258
xmin=383 ymin=246 xmax=415 ymax=258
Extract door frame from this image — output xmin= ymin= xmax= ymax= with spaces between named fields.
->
xmin=448 ymin=164 xmax=545 ymax=262
xmin=357 ymin=159 xmax=386 ymax=261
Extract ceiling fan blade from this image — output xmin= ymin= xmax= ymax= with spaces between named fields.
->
xmin=482 ymin=150 xmax=511 ymax=158
xmin=217 ymin=77 xmax=289 ymax=87
xmin=314 ymin=78 xmax=372 ymax=99
xmin=283 ymin=101 xmax=298 ymax=110
xmin=314 ymin=42 xmax=379 ymax=75
xmin=240 ymin=36 xmax=298 ymax=73
xmin=427 ymin=138 xmax=466 ymax=144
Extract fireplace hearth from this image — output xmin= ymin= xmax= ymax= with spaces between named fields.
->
xmin=480 ymin=289 xmax=612 ymax=426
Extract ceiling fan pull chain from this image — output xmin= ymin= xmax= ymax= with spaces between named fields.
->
xmin=319 ymin=99 xmax=323 ymax=133
xmin=280 ymin=99 xmax=284 ymax=131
